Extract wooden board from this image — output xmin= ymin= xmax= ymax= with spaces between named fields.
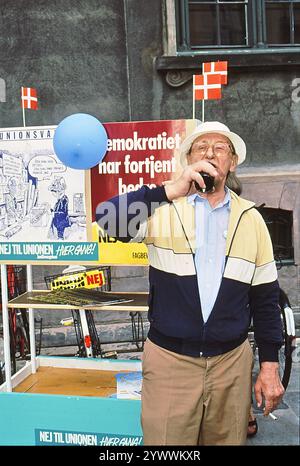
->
xmin=13 ymin=366 xmax=122 ymax=398
xmin=7 ymin=290 xmax=149 ymax=311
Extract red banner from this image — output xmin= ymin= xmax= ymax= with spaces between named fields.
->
xmin=90 ymin=119 xmax=189 ymax=220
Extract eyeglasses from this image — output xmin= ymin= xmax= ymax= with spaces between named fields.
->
xmin=191 ymin=142 xmax=233 ymax=157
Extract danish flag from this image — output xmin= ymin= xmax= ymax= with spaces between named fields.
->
xmin=203 ymin=61 xmax=228 ymax=85
xmin=193 ymin=74 xmax=222 ymax=101
xmin=21 ymin=87 xmax=38 ymax=110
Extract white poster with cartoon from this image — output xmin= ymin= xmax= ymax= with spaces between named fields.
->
xmin=0 ymin=126 xmax=86 ymax=242
xmin=0 ymin=126 xmax=96 ymax=262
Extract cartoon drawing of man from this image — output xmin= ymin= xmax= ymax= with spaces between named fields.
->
xmin=49 ymin=177 xmax=70 ymax=240
xmin=5 ymin=177 xmax=23 ymax=225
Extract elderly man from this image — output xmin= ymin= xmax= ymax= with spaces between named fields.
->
xmin=96 ymin=121 xmax=284 ymax=445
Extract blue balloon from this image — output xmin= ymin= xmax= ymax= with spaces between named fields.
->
xmin=53 ymin=113 xmax=108 ymax=169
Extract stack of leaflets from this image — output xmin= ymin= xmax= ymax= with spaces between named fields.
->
xmin=28 ymin=289 xmax=133 ymax=307
xmin=115 ymin=371 xmax=142 ymax=400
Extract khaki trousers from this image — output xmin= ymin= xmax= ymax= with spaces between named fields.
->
xmin=141 ymin=338 xmax=253 ymax=445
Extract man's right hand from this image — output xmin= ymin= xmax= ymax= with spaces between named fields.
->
xmin=164 ymin=161 xmax=218 ymax=201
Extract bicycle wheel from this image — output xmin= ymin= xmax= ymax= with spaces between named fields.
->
xmin=278 ymin=290 xmax=296 ymax=390
xmin=0 ymin=362 xmax=4 ymax=385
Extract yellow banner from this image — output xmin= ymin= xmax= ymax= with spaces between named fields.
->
xmin=91 ymin=223 xmax=148 ymax=265
xmin=50 ymin=269 xmax=106 ymax=290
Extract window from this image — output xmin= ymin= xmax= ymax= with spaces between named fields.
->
xmin=266 ymin=1 xmax=300 ymax=45
xmin=157 ymin=0 xmax=300 ymax=79
xmin=176 ymin=0 xmax=300 ymax=51
xmin=258 ymin=207 xmax=294 ymax=263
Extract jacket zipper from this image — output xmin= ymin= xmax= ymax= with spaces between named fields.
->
xmin=196 ymin=205 xmax=255 ymax=357
xmin=173 ymin=200 xmax=255 ymax=357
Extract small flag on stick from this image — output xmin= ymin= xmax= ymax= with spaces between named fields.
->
xmin=192 ymin=61 xmax=228 ymax=121
xmin=194 ymin=74 xmax=222 ymax=101
xmin=203 ymin=61 xmax=228 ymax=85
xmin=21 ymin=87 xmax=38 ymax=110
xmin=21 ymin=86 xmax=38 ymax=127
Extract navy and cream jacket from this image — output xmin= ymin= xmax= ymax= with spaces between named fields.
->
xmin=96 ymin=185 xmax=283 ymax=361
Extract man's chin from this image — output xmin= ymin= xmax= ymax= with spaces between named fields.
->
xmin=212 ymin=177 xmax=227 ymax=190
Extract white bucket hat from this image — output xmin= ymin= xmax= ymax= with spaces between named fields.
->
xmin=180 ymin=121 xmax=246 ymax=166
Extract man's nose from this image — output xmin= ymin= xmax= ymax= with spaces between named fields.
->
xmin=205 ymin=146 xmax=214 ymax=158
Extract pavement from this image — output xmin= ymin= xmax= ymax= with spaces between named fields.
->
xmin=1 ymin=338 xmax=299 ymax=446
xmin=49 ymin=344 xmax=299 ymax=446
xmin=246 ymin=358 xmax=299 ymax=445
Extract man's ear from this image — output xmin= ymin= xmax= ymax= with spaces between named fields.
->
xmin=229 ymin=154 xmax=238 ymax=172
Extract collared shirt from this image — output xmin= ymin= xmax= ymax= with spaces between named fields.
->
xmin=188 ymin=188 xmax=231 ymax=323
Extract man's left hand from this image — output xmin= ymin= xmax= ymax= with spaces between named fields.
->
xmin=254 ymin=362 xmax=285 ymax=416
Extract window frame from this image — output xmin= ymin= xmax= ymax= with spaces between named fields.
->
xmin=176 ymin=0 xmax=300 ymax=51
xmin=265 ymin=0 xmax=300 ymax=46
xmin=176 ymin=0 xmax=254 ymax=51
xmin=156 ymin=0 xmax=300 ymax=74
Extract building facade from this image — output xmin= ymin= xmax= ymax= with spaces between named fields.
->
xmin=0 ymin=1 xmax=298 ymax=344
